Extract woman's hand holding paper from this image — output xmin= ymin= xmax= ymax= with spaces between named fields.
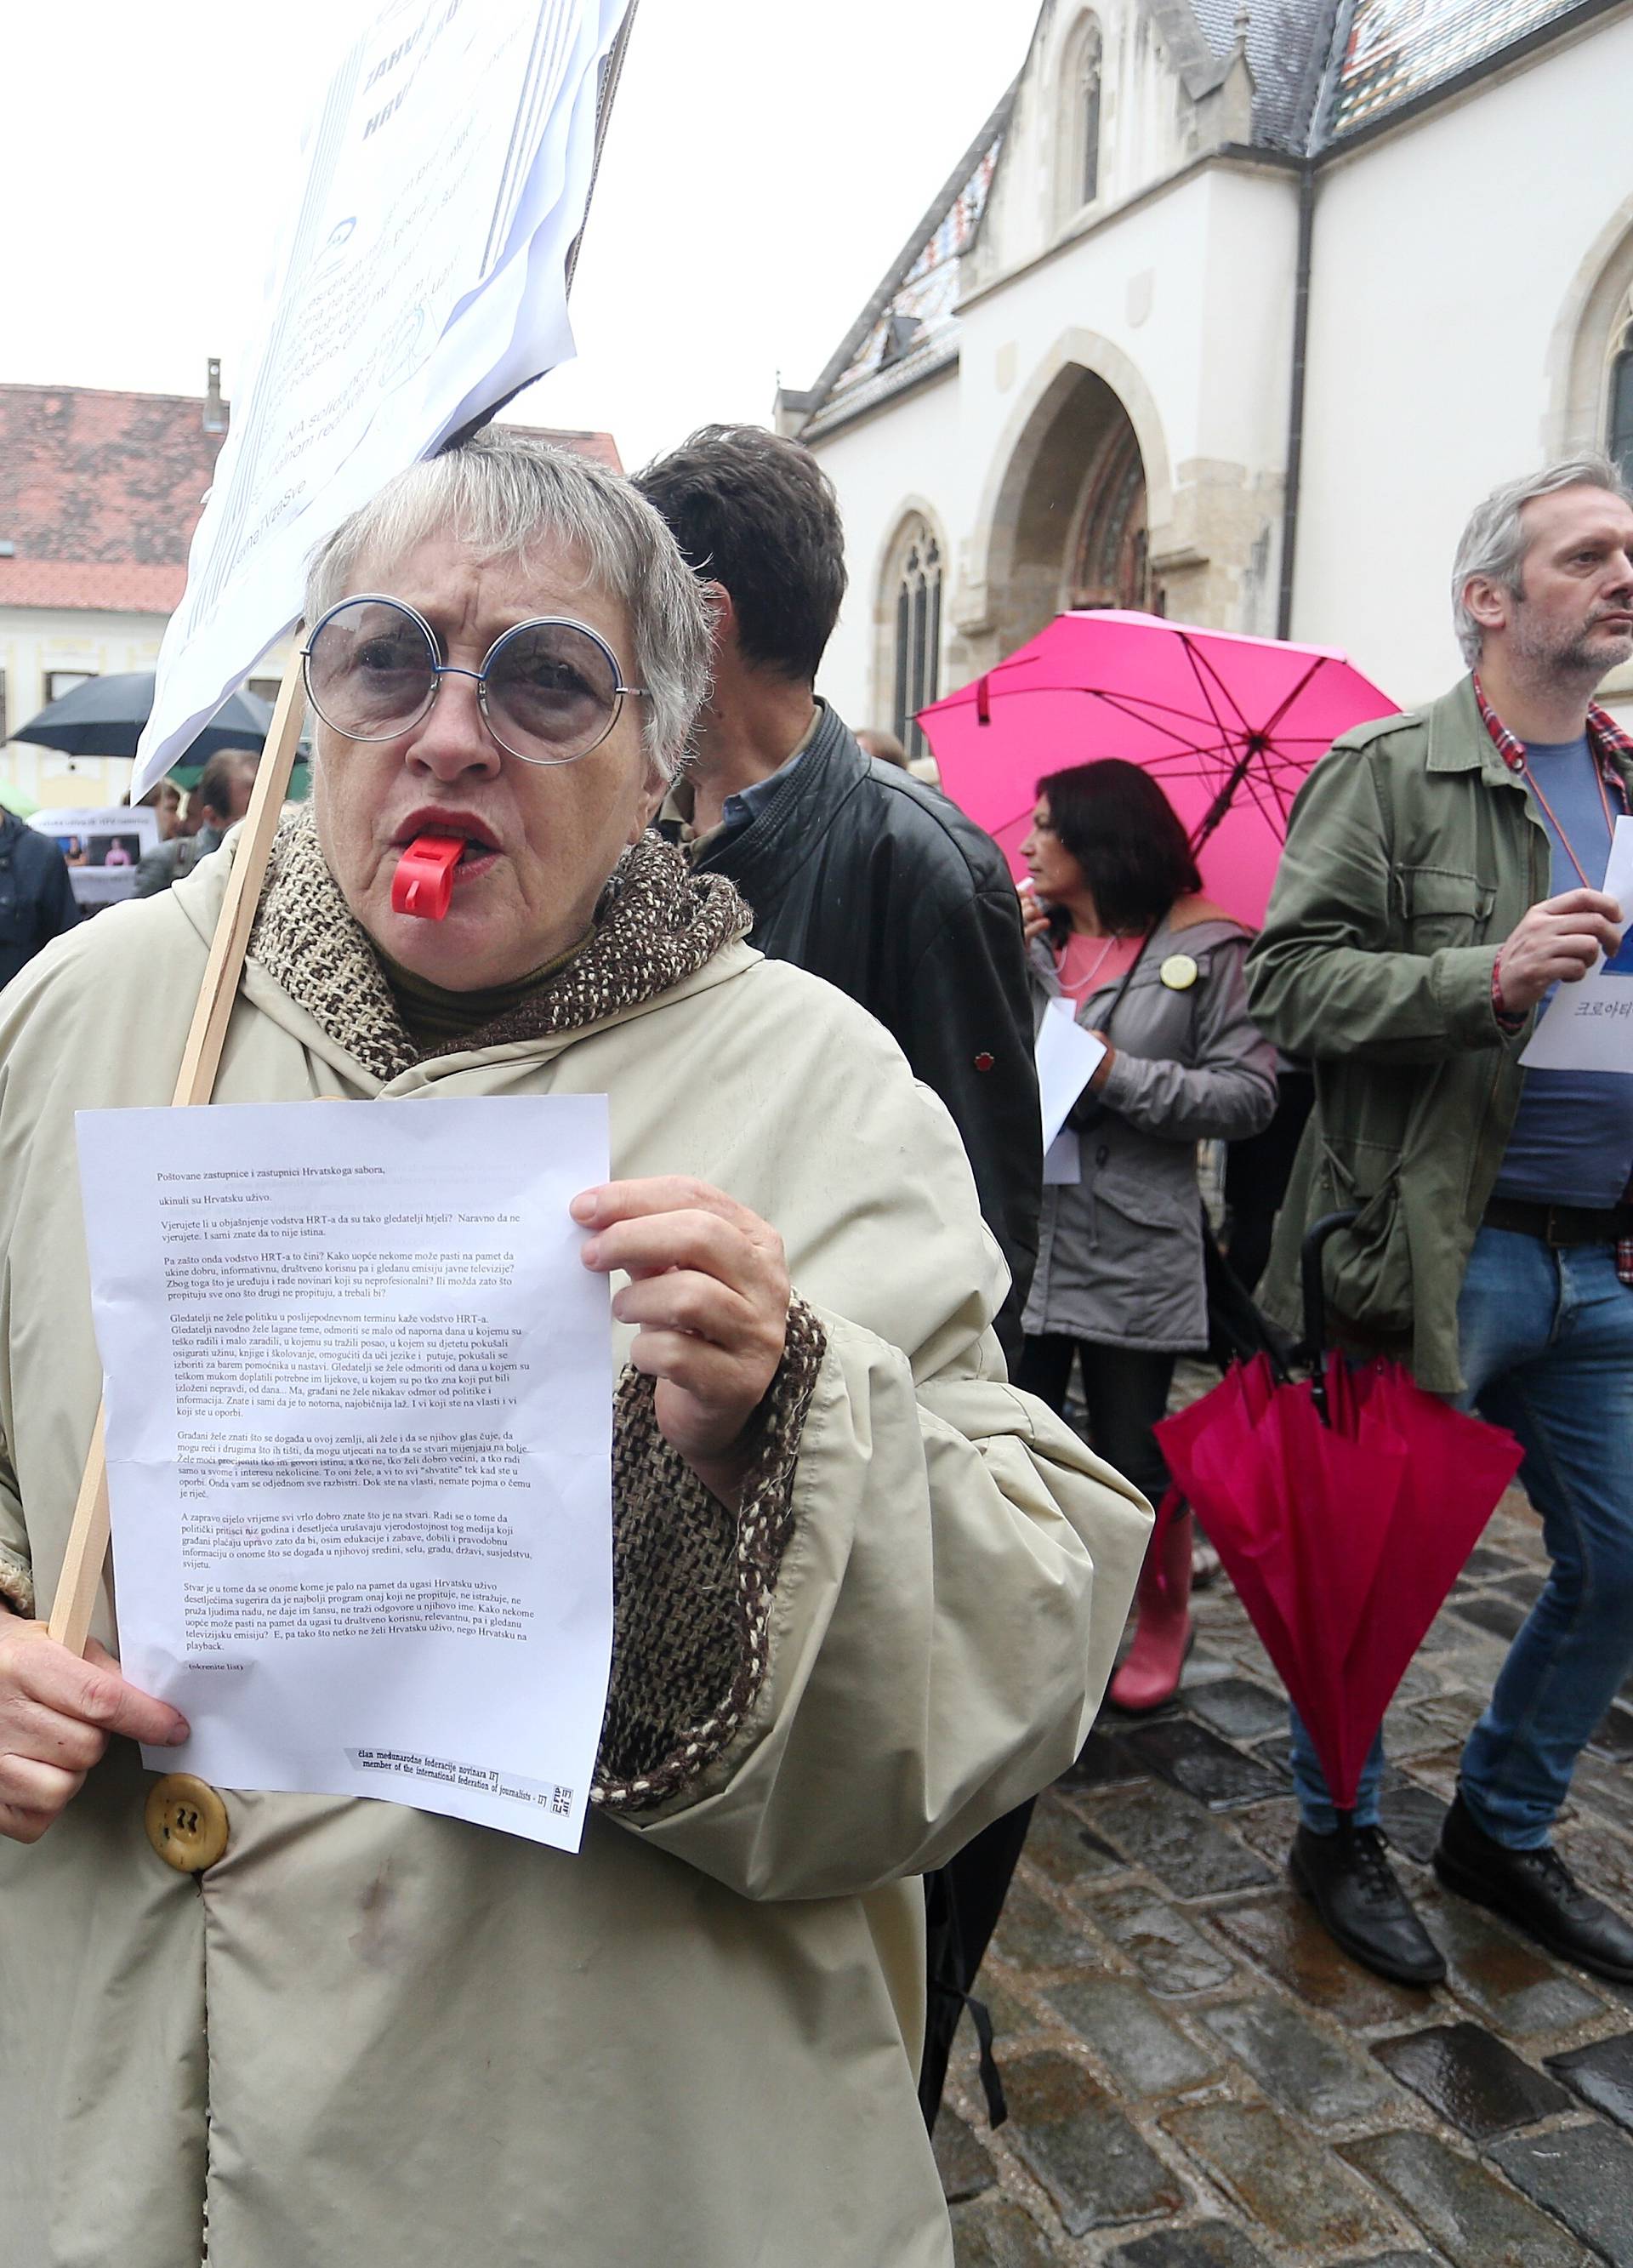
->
xmin=0 ymin=1618 xmax=187 ymax=1843
xmin=573 ymin=1177 xmax=793 ymax=1502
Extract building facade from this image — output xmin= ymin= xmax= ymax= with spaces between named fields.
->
xmin=0 ymin=374 xmax=230 ymax=806
xmin=780 ymin=0 xmax=1633 ymax=744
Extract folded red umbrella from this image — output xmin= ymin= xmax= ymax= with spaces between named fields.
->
xmin=1154 ymin=1223 xmax=1523 ymax=1814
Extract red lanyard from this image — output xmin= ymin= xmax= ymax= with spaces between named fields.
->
xmin=1520 ymin=751 xmax=1624 ymax=890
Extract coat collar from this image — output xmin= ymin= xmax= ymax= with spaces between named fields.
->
xmin=1425 ymin=672 xmax=1633 ymax=802
xmin=686 ymin=702 xmax=868 ymax=892
xmin=1425 ymin=675 xmax=1522 ymax=785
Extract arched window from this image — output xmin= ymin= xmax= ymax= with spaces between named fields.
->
xmin=1060 ymin=14 xmax=1103 ymax=219
xmin=889 ymin=521 xmax=943 ymax=761
xmin=1550 ymin=219 xmax=1633 ymax=470
xmin=1611 ymin=328 xmax=1633 ymax=490
xmin=1079 ymin=24 xmax=1103 ymax=207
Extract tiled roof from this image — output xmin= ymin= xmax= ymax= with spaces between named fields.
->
xmin=0 ymin=560 xmax=187 ymax=613
xmin=1188 ymin=0 xmax=1339 ymax=150
xmin=1323 ymin=0 xmax=1591 ymax=138
xmin=793 ymin=0 xmax=1607 ymax=440
xmin=797 ymin=92 xmax=1014 ymax=442
xmin=0 ymin=382 xmax=623 ymax=614
xmin=0 ymin=383 xmax=225 ymax=613
xmin=803 ymin=145 xmax=995 ymax=439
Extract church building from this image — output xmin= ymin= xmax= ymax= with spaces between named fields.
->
xmin=778 ymin=0 xmax=1633 ymax=749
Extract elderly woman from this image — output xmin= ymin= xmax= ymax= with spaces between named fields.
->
xmin=0 ymin=435 xmax=1148 ymax=2268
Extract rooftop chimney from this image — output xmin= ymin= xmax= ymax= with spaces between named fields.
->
xmin=202 ymin=356 xmax=229 ymax=436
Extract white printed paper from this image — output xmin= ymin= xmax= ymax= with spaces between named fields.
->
xmin=1522 ymin=817 xmax=1633 ymax=1072
xmin=76 ymin=1096 xmax=612 ymax=1850
xmin=1037 ymin=996 xmax=1108 ymax=1151
xmin=134 ymin=0 xmax=631 ymax=796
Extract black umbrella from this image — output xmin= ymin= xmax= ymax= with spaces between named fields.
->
xmin=9 ymin=673 xmax=274 ymax=761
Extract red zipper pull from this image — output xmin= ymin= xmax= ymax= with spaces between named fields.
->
xmin=390 ymin=835 xmax=465 ymax=920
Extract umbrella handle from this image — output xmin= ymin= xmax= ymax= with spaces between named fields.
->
xmin=1300 ymin=1208 xmax=1360 ymax=1426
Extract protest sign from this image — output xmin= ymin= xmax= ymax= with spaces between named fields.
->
xmin=52 ymin=9 xmax=635 ymax=1656
xmin=134 ymin=0 xmax=633 ymax=799
xmin=1522 ymin=815 xmax=1633 ymax=1072
xmin=77 ymin=1096 xmax=612 ymax=1849
xmin=31 ymin=806 xmax=160 ymax=910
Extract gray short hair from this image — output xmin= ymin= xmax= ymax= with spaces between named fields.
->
xmin=1451 ymin=455 xmax=1633 ymax=666
xmin=303 ymin=430 xmax=710 ymax=784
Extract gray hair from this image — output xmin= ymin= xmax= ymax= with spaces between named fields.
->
xmin=303 ymin=430 xmax=710 ymax=784
xmin=1451 ymin=454 xmax=1633 ymax=666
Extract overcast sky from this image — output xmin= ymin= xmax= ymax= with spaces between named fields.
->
xmin=5 ymin=0 xmax=1033 ymax=472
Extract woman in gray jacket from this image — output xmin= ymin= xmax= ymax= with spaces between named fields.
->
xmin=1017 ymin=761 xmax=1276 ymax=1709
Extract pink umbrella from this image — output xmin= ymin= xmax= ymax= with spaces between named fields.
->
xmin=918 ymin=611 xmax=1397 ymax=928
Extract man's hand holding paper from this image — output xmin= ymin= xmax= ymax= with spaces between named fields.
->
xmin=1522 ymin=816 xmax=1633 ymax=1068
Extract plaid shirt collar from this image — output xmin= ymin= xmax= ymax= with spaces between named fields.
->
xmin=1472 ymin=676 xmax=1633 ymax=1276
xmin=1472 ymin=673 xmax=1633 ymax=800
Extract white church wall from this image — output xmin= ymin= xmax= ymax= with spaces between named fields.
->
xmin=957 ymin=160 xmax=1297 ymax=636
xmin=812 ymin=157 xmax=1303 ymax=723
xmin=970 ymin=0 xmax=1212 ymax=293
xmin=1293 ymin=14 xmax=1633 ymax=708
xmin=813 ymin=368 xmax=964 ymax=731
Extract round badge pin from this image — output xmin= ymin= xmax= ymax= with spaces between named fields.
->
xmin=1159 ymin=953 xmax=1199 ymax=991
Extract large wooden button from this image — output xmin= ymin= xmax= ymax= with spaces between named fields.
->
xmin=145 ymin=1773 xmax=230 ymax=1872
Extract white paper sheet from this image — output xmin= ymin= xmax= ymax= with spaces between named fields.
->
xmin=1521 ymin=816 xmax=1633 ymax=1073
xmin=76 ymin=1096 xmax=612 ymax=1850
xmin=1037 ymin=996 xmax=1108 ymax=1151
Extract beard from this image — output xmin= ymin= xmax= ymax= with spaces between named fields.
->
xmin=1511 ymin=601 xmax=1633 ymax=681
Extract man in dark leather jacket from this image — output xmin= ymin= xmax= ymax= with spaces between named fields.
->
xmin=0 ymin=805 xmax=78 ymax=991
xmin=637 ymin=426 xmax=1043 ymax=2134
xmin=634 ymin=425 xmax=1040 ymax=1348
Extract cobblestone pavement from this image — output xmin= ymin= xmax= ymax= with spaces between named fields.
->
xmin=940 ymin=1490 xmax=1633 ymax=2267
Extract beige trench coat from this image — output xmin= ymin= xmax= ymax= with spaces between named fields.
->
xmin=0 ymin=844 xmax=1150 ymax=2268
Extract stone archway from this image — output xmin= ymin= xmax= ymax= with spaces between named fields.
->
xmin=970 ymin=357 xmax=1157 ymax=668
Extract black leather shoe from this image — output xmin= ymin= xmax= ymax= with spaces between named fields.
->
xmin=1289 ymin=1820 xmax=1446 ymax=1987
xmin=1433 ymin=1791 xmax=1633 ymax=1982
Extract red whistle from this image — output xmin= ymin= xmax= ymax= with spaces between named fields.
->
xmin=390 ymin=835 xmax=464 ymax=920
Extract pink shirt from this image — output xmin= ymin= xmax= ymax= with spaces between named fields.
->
xmin=1054 ymin=930 xmax=1144 ymax=1003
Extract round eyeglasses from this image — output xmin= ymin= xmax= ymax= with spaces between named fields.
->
xmin=299 ymin=594 xmax=648 ymax=766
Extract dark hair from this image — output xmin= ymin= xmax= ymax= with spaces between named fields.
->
xmin=196 ymin=746 xmax=260 ymax=824
xmin=1036 ymin=759 xmax=1201 ymax=937
xmin=634 ymin=424 xmax=847 ymax=683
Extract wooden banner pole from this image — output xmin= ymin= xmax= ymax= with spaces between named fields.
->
xmin=48 ymin=653 xmax=310 ymax=1652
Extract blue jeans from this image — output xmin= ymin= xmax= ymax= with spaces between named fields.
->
xmin=1291 ymin=1226 xmax=1633 ymax=1848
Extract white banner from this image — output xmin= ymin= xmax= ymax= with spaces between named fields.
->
xmin=135 ymin=0 xmax=630 ymax=799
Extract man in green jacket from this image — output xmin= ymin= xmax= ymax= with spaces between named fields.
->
xmin=1248 ymin=456 xmax=1633 ymax=1988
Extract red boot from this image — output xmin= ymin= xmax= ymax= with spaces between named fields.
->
xmin=1107 ymin=1502 xmax=1194 ymax=1713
